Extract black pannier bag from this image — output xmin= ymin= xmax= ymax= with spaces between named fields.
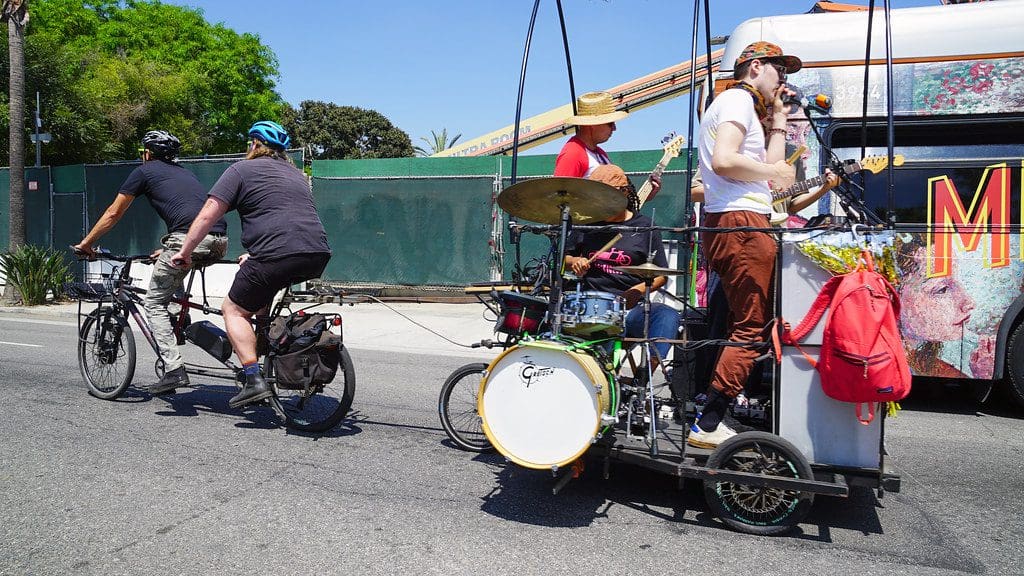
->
xmin=267 ymin=313 xmax=342 ymax=390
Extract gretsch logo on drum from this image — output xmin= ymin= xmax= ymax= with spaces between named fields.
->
xmin=519 ymin=361 xmax=555 ymax=387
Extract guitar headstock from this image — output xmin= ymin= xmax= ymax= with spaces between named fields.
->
xmin=660 ymin=133 xmax=686 ymax=158
xmin=859 ymin=154 xmax=906 ymax=174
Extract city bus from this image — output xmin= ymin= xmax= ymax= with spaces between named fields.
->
xmin=711 ymin=1 xmax=1024 ymax=408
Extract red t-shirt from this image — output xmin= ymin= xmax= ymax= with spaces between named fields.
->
xmin=554 ymin=135 xmax=610 ymax=177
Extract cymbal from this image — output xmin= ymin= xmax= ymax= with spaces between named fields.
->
xmin=497 ymin=177 xmax=626 ymax=225
xmin=613 ymin=263 xmax=686 ymax=278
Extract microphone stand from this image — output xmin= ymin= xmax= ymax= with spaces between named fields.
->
xmin=801 ymin=107 xmax=885 ymax=226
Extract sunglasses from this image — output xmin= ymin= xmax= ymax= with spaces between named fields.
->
xmin=764 ymin=59 xmax=788 ymax=81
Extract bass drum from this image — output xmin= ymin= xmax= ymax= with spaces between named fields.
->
xmin=479 ymin=340 xmax=615 ymax=470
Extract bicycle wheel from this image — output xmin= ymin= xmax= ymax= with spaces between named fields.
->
xmin=78 ymin=307 xmax=136 ymax=400
xmin=703 ymin=432 xmax=814 ymax=536
xmin=438 ymin=362 xmax=493 ymax=452
xmin=269 ymin=346 xmax=355 ymax=433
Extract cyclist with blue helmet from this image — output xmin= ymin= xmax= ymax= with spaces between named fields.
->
xmin=171 ymin=121 xmax=331 ymax=409
xmin=75 ymin=130 xmax=229 ymax=395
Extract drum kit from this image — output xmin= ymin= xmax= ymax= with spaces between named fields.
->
xmin=479 ymin=177 xmax=686 ymax=472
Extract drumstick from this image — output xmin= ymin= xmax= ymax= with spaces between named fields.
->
xmin=786 ymin=145 xmax=807 ymax=165
xmin=586 ymin=234 xmax=622 ymax=265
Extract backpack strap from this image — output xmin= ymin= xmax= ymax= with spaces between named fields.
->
xmin=782 ymin=274 xmax=842 ymax=344
xmin=855 ymin=402 xmax=876 ymax=425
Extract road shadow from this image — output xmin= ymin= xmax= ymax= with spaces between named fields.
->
xmin=901 ymin=378 xmax=1022 ymax=418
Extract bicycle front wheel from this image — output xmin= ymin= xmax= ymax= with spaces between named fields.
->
xmin=269 ymin=346 xmax=356 ymax=433
xmin=438 ymin=362 xmax=493 ymax=452
xmin=78 ymin=307 xmax=136 ymax=400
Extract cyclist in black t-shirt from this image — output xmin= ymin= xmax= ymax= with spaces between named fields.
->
xmin=74 ymin=130 xmax=229 ymax=394
xmin=564 ymin=164 xmax=681 ymax=370
xmin=171 ymin=121 xmax=331 ymax=409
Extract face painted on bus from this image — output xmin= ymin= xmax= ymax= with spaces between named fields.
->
xmin=898 ymin=244 xmax=976 ymax=344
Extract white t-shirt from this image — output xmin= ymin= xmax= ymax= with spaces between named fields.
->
xmin=697 ymin=88 xmax=772 ymax=214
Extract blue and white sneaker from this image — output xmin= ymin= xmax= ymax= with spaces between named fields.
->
xmin=687 ymin=422 xmax=737 ymax=449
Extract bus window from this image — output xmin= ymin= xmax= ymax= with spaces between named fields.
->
xmin=829 ymin=118 xmax=1024 ymax=224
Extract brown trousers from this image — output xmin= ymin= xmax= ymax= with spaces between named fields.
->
xmin=703 ymin=211 xmax=776 ymax=398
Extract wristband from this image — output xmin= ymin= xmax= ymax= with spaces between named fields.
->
xmin=768 ymin=127 xmax=787 ymax=137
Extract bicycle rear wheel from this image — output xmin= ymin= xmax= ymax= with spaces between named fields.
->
xmin=438 ymin=362 xmax=493 ymax=452
xmin=269 ymin=346 xmax=355 ymax=433
xmin=78 ymin=307 xmax=136 ymax=400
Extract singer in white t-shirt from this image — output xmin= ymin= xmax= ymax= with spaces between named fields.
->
xmin=689 ymin=41 xmax=801 ymax=450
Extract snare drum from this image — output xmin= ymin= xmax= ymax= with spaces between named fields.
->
xmin=479 ymin=340 xmax=616 ymax=470
xmin=559 ymin=290 xmax=625 ymax=336
xmin=495 ymin=291 xmax=549 ymax=336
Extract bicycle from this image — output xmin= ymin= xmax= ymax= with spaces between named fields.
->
xmin=67 ymin=248 xmax=357 ymax=433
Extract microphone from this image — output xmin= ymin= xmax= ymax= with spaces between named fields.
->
xmin=782 ymin=85 xmax=832 ymax=114
xmin=802 ymin=93 xmax=833 ymax=113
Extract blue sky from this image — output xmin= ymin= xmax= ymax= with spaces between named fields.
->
xmin=166 ymin=0 xmax=942 ymax=155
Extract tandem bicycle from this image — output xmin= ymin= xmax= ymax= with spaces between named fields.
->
xmin=66 ymin=248 xmax=357 ymax=433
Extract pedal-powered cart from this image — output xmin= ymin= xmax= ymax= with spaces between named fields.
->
xmin=477 ymin=209 xmax=901 ymax=535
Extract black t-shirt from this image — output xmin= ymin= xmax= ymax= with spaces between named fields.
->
xmin=120 ymin=160 xmax=227 ymax=235
xmin=208 ymin=156 xmax=330 ymax=259
xmin=566 ymin=213 xmax=669 ymax=296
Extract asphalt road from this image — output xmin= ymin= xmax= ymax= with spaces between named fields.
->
xmin=1 ymin=315 xmax=1022 ymax=576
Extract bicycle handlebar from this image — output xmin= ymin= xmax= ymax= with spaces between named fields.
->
xmin=71 ymin=246 xmax=237 ymax=267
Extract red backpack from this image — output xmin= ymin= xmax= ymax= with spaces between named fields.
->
xmin=782 ymin=250 xmax=912 ymax=424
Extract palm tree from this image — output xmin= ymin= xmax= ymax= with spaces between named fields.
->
xmin=413 ymin=128 xmax=462 ymax=157
xmin=2 ymin=0 xmax=28 ymax=304
xmin=3 ymin=0 xmax=28 ymax=250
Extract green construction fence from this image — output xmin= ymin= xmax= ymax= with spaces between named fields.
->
xmin=3 ymin=150 xmax=697 ymax=286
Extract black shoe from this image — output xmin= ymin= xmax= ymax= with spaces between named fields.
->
xmin=148 ymin=366 xmax=190 ymax=395
xmin=229 ymin=371 xmax=273 ymax=409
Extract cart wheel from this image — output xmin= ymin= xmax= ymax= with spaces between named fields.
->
xmin=703 ymin=431 xmax=814 ymax=536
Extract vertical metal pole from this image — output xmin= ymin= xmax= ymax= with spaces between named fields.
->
xmin=859 ymin=1 xmax=875 ymax=165
xmin=555 ymin=0 xmax=578 ymax=116
xmin=34 ymin=92 xmax=41 ymax=167
xmin=510 ymin=0 xmax=542 ymax=185
xmin=883 ymin=0 xmax=896 ymax=227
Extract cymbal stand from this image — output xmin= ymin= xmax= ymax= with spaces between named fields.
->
xmin=639 ymin=275 xmax=659 ymax=457
xmin=548 ymin=203 xmax=571 ymax=337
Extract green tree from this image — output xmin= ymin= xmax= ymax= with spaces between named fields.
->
xmin=284 ymin=100 xmax=414 ymax=160
xmin=0 ymin=0 xmax=285 ymax=163
xmin=414 ymin=128 xmax=462 ymax=157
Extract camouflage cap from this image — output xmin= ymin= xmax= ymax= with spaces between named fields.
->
xmin=734 ymin=41 xmax=802 ymax=73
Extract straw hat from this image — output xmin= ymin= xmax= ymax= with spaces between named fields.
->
xmin=566 ymin=91 xmax=628 ymax=126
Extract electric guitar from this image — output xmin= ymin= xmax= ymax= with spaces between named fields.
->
xmin=636 ymin=133 xmax=686 ymax=209
xmin=767 ymin=154 xmax=904 ymax=225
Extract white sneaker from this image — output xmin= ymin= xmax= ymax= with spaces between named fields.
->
xmin=687 ymin=422 xmax=738 ymax=449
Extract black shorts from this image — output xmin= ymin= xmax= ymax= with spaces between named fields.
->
xmin=228 ymin=253 xmax=331 ymax=313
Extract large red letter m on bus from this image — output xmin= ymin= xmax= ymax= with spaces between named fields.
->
xmin=928 ymin=163 xmax=1011 ymax=278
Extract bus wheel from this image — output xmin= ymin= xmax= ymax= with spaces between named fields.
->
xmin=1003 ymin=323 xmax=1024 ymax=410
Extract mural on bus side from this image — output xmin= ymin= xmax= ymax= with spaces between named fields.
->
xmin=784 ymin=56 xmax=1024 ymax=118
xmin=795 ymin=161 xmax=1024 ymax=381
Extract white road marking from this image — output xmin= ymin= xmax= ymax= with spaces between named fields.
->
xmin=0 ymin=341 xmax=43 ymax=348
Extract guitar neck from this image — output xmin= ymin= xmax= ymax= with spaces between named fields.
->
xmin=772 ymin=173 xmax=830 ymax=202
xmin=772 ymin=162 xmax=860 ymax=203
xmin=635 ymin=157 xmax=671 ymax=207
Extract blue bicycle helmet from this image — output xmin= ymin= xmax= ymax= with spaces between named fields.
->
xmin=248 ymin=120 xmax=290 ymax=150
